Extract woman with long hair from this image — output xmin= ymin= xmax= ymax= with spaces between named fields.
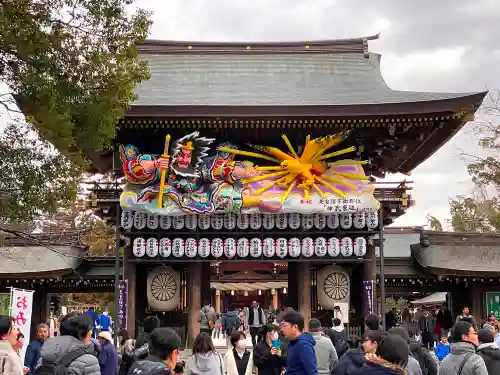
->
xmin=253 ymin=324 xmax=285 ymax=375
xmin=186 ymin=332 xmax=223 ymax=375
xmin=0 ymin=316 xmax=23 ymax=375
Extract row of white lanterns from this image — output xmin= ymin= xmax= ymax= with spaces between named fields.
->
xmin=122 ymin=212 xmax=379 ymax=231
xmin=132 ymin=236 xmax=368 ymax=258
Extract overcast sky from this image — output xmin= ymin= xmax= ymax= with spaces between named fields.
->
xmin=132 ymin=0 xmax=499 ymax=227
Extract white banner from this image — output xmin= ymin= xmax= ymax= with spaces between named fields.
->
xmin=10 ymin=288 xmax=34 ymax=363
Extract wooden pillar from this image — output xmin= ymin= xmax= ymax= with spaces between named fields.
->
xmin=297 ymin=262 xmax=311 ymax=331
xmin=187 ymin=262 xmax=201 ymax=348
xmin=363 ymin=241 xmax=377 ymax=317
xmin=272 ymin=289 xmax=278 ymax=310
xmin=215 ymin=290 xmax=221 ymax=314
xmin=123 ymin=247 xmax=137 ymax=337
xmin=201 ymin=263 xmax=211 ymax=306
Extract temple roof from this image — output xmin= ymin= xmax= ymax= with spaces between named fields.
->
xmin=129 ymin=37 xmax=486 ymax=112
xmin=411 ymin=231 xmax=500 ymax=276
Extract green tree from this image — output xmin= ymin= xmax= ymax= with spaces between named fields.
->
xmin=0 ymin=0 xmax=151 ymax=224
xmin=425 ymin=215 xmax=443 ymax=231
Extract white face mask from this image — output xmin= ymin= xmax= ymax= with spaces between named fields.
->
xmin=237 ymin=339 xmax=246 ymax=348
xmin=270 ymin=332 xmax=279 ymax=341
xmin=103 ymin=311 xmax=109 ymax=316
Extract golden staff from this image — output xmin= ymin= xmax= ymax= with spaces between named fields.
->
xmin=157 ymin=134 xmax=171 ymax=208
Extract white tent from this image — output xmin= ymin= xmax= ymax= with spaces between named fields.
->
xmin=411 ymin=292 xmax=447 ymax=306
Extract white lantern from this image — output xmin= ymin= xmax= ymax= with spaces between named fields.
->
xmin=314 ymin=237 xmax=327 ymax=257
xmin=276 ymin=214 xmax=288 ymax=229
xmin=133 ymin=212 xmax=147 ymax=229
xmin=341 ymin=237 xmax=353 ymax=256
xmin=198 ymin=215 xmax=210 ymax=230
xmin=301 ymin=237 xmax=314 ymax=257
xmin=262 ymin=214 xmax=275 ymax=230
xmin=147 ymin=214 xmax=159 ymax=230
xmin=340 ymin=214 xmax=352 ymax=229
xmin=353 ymin=212 xmax=366 ymax=229
xmin=211 ymin=214 xmax=224 ymax=230
xmin=211 ymin=238 xmax=223 ymax=258
xmin=172 ymin=238 xmax=185 ymax=257
xmin=367 ymin=212 xmax=379 ymax=229
xmin=198 ymin=238 xmax=211 ymax=258
xmin=146 ymin=238 xmax=159 ymax=257
xmin=237 ymin=238 xmax=250 ymax=258
xmin=159 ymin=238 xmax=171 ymax=257
xmin=224 ymin=214 xmax=237 ymax=230
xmin=250 ymin=238 xmax=262 ymax=257
xmin=288 ymin=213 xmax=300 ymax=229
xmin=132 ymin=237 xmax=146 ymax=257
xmin=249 ymin=214 xmax=262 ymax=230
xmin=159 ymin=216 xmax=171 ymax=230
xmin=172 ymin=216 xmax=185 ymax=230
xmin=237 ymin=214 xmax=249 ymax=230
xmin=288 ymin=238 xmax=301 ymax=258
xmin=327 ymin=214 xmax=339 ymax=229
xmin=121 ymin=211 xmax=133 ymax=230
xmin=185 ymin=215 xmax=197 ymax=230
xmin=314 ymin=214 xmax=326 ymax=230
xmin=185 ymin=238 xmax=198 ymax=258
xmin=354 ymin=237 xmax=367 ymax=257
xmin=327 ymin=238 xmax=341 ymax=257
xmin=224 ymin=238 xmax=237 ymax=258
xmin=301 ymin=214 xmax=314 ymax=230
xmin=276 ymin=238 xmax=288 ymax=258
xmin=263 ymin=238 xmax=275 ymax=257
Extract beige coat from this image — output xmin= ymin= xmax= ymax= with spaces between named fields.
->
xmin=0 ymin=340 xmax=23 ymax=375
xmin=223 ymin=349 xmax=254 ymax=375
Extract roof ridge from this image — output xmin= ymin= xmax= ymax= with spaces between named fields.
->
xmin=138 ymin=34 xmax=380 ymax=56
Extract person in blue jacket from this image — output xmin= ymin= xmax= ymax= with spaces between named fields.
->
xmin=99 ymin=309 xmax=112 ymax=332
xmin=434 ymin=335 xmax=450 ymax=361
xmin=24 ymin=324 xmax=48 ymax=375
xmin=279 ymin=310 xmax=318 ymax=375
xmin=87 ymin=307 xmax=99 ymax=336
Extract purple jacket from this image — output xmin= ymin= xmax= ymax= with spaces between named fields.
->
xmin=98 ymin=341 xmax=119 ymax=375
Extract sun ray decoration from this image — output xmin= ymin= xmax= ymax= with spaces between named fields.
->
xmin=217 ymin=132 xmax=368 ymax=200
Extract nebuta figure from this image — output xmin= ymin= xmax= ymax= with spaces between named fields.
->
xmin=120 ymin=132 xmax=281 ymax=214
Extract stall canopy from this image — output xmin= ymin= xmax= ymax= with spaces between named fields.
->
xmin=411 ymin=292 xmax=447 ymax=305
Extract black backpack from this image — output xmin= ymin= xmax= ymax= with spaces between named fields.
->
xmin=33 ymin=348 xmax=88 ymax=375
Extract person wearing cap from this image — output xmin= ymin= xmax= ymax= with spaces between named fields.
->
xmin=98 ymin=331 xmax=119 ymax=375
xmin=308 ymin=319 xmax=337 ymax=375
xmin=476 ymin=328 xmax=500 ymax=374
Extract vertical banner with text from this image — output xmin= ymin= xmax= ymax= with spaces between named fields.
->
xmin=10 ymin=288 xmax=34 ymax=363
xmin=362 ymin=280 xmax=374 ymax=316
xmin=118 ymin=280 xmax=128 ymax=330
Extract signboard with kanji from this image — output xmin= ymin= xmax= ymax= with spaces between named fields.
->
xmin=486 ymin=292 xmax=500 ymax=319
xmin=0 ymin=293 xmax=10 ymax=315
xmin=10 ymin=288 xmax=34 ymax=363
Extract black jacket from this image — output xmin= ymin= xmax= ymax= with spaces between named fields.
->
xmin=408 ymin=338 xmax=438 ymax=375
xmin=327 ymin=328 xmax=348 ymax=357
xmin=253 ymin=340 xmax=285 ymax=375
xmin=127 ymin=356 xmax=172 ymax=375
xmin=477 ymin=344 xmax=500 ymax=375
xmin=331 ymin=348 xmax=365 ymax=375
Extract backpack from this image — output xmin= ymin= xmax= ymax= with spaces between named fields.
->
xmin=223 ymin=313 xmax=241 ymax=335
xmin=33 ymin=348 xmax=88 ymax=375
xmin=128 ymin=360 xmax=172 ymax=375
xmin=333 ymin=337 xmax=349 ymax=357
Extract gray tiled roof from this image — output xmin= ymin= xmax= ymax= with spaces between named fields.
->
xmin=133 ymin=52 xmax=481 ymax=106
xmin=0 ymin=245 xmax=83 ymax=275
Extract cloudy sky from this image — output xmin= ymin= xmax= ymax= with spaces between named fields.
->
xmin=131 ymin=0 xmax=499 ymax=227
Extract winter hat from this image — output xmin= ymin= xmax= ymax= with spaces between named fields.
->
xmin=478 ymin=328 xmax=494 ymax=344
xmin=388 ymin=326 xmax=410 ymax=343
xmin=377 ymin=334 xmax=409 ymax=367
xmin=98 ymin=331 xmax=113 ymax=343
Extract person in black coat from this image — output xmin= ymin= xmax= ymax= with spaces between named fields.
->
xmin=331 ymin=336 xmax=365 ymax=375
xmin=253 ymin=324 xmax=285 ymax=375
xmin=327 ymin=318 xmax=348 ymax=358
xmin=407 ymin=325 xmax=438 ymax=375
xmin=477 ymin=328 xmax=500 ymax=374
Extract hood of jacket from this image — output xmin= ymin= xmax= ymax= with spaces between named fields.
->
xmin=358 ymin=360 xmax=407 ymax=375
xmin=449 ymin=341 xmax=477 ymax=356
xmin=477 ymin=343 xmax=500 ymax=360
xmin=290 ymin=332 xmax=315 ymax=348
xmin=187 ymin=352 xmax=221 ymax=374
xmin=345 ymin=348 xmax=366 ymax=366
xmin=39 ymin=335 xmax=88 ymax=363
xmin=331 ymin=325 xmax=344 ymax=333
xmin=286 ymin=333 xmax=316 ymax=375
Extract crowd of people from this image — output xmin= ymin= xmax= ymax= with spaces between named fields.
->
xmin=2 ymin=304 xmax=500 ymax=375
